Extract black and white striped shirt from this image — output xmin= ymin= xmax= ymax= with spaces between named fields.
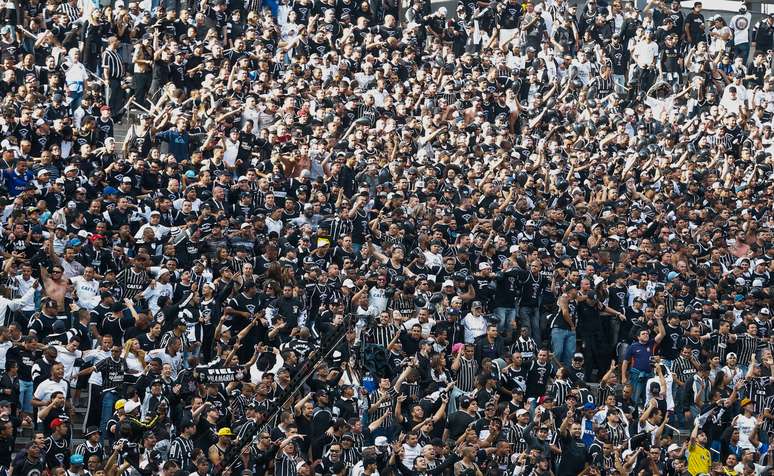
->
xmin=746 ymin=377 xmax=771 ymax=414
xmin=74 ymin=441 xmax=103 ymax=462
xmin=275 ymin=451 xmax=300 ymax=476
xmin=550 ymin=379 xmax=572 ymax=406
xmin=366 ymin=324 xmax=400 ymax=348
xmin=356 ymin=104 xmax=378 ymax=125
xmin=510 ymin=337 xmax=538 ymax=363
xmin=389 ymin=295 xmax=415 ymax=319
xmin=596 ymin=384 xmax=616 ymax=406
xmin=329 ymin=217 xmax=353 ymax=243
xmin=57 ymin=3 xmax=81 ymax=22
xmin=704 ymin=331 xmax=733 ymax=362
xmin=671 ymin=356 xmax=697 ymax=384
xmin=168 ymin=435 xmax=195 ymax=471
xmin=455 ymin=357 xmax=479 ymax=393
xmin=506 ymin=423 xmax=530 ymax=454
xmin=368 ymin=388 xmax=397 ymax=428
xmin=116 ymin=268 xmax=150 ymax=300
xmin=341 ymin=446 xmax=361 ymax=466
xmin=735 ymin=334 xmax=759 ymax=365
xmin=102 ymin=48 xmax=125 ymax=80
xmin=400 ymin=381 xmax=420 ymax=401
xmin=604 ymin=422 xmax=627 ymax=446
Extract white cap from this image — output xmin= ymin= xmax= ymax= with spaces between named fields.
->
xmin=124 ymin=400 xmax=140 ymax=413
xmin=753 ymin=279 xmax=764 ymax=287
xmin=735 ymin=277 xmax=747 ymax=286
xmin=203 ymin=282 xmax=216 ymax=290
xmin=515 ymin=409 xmax=529 ymax=417
xmin=64 ymin=165 xmax=77 ymax=174
xmin=36 ymin=169 xmax=49 ymax=177
xmin=509 ymin=245 xmax=519 ymax=253
xmin=122 ymin=176 xmax=132 ymax=183
xmin=479 ymin=262 xmax=491 ymax=270
xmin=240 ymin=223 xmax=251 ymax=229
xmin=342 ymin=279 xmax=356 ymax=289
xmin=667 ymin=444 xmax=680 ymax=453
xmin=77 ymin=230 xmax=89 ymax=239
xmin=150 ymin=210 xmax=161 ymax=216
xmin=157 ymin=268 xmax=170 ymax=277
xmin=374 ymin=436 xmax=388 ymax=446
xmin=442 ymin=280 xmax=454 ymax=288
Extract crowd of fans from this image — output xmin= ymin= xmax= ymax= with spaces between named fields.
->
xmin=0 ymin=0 xmax=771 ymax=474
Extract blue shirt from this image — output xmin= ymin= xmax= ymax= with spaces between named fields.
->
xmin=156 ymin=129 xmax=191 ymax=163
xmin=624 ymin=341 xmax=654 ymax=371
xmin=2 ymin=169 xmax=33 ymax=196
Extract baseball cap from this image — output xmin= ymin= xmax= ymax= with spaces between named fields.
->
xmin=50 ymin=418 xmax=66 ymax=429
xmin=218 ymin=427 xmax=234 ymax=437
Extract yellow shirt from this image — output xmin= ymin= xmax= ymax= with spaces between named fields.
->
xmin=688 ymin=443 xmax=711 ymax=476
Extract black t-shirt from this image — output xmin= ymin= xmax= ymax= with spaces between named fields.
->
xmin=557 ymin=434 xmax=587 ymax=476
xmin=44 ymin=435 xmax=70 ymax=470
xmin=659 ymin=324 xmax=683 ymax=360
xmin=526 ymin=360 xmax=554 ymax=398
xmin=12 ymin=456 xmax=44 ymax=475
xmin=499 ymin=3 xmax=521 ymax=29
xmin=194 ymin=418 xmax=218 ymax=451
xmin=6 ymin=347 xmax=38 ymax=381
xmin=446 ymin=410 xmax=476 ymax=440
xmin=94 ymin=357 xmax=127 ymax=393
xmin=685 ymin=12 xmax=705 ymax=43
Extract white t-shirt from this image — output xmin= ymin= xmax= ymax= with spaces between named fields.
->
xmin=53 ymin=346 xmax=83 ymax=385
xmin=401 ymin=442 xmax=423 ymax=468
xmin=730 ymin=13 xmax=751 ymax=45
xmin=463 ymin=314 xmax=487 ymax=343
xmin=571 ymin=59 xmax=592 ymax=85
xmin=71 ymin=276 xmax=100 ymax=310
xmin=0 ymin=341 xmax=10 ymax=372
xmin=34 ymin=378 xmax=69 ymax=403
xmin=735 ymin=414 xmax=757 ymax=450
xmin=633 ymin=40 xmax=659 ymax=68
xmin=14 ymin=275 xmax=37 ymax=311
xmin=86 ymin=349 xmax=111 ymax=386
